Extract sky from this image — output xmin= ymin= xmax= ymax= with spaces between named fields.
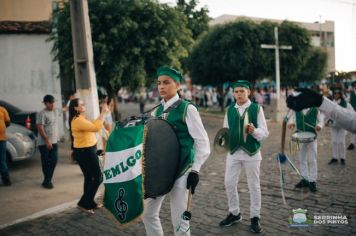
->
xmin=162 ymin=0 xmax=356 ymax=72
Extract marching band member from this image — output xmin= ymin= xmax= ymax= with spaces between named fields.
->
xmin=219 ymin=80 xmax=269 ymax=233
xmin=286 ymin=88 xmax=356 ymax=134
xmin=327 ymin=88 xmax=353 ymax=165
xmin=142 ymin=66 xmax=210 ymax=236
xmin=287 ymin=107 xmax=324 ymax=192
xmin=346 ymin=81 xmax=356 ymax=150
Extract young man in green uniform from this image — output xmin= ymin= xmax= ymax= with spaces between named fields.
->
xmin=327 ymin=89 xmax=353 ymax=165
xmin=219 ymin=80 xmax=269 ymax=233
xmin=287 ymin=106 xmax=323 ymax=192
xmin=142 ymin=66 xmax=210 ymax=236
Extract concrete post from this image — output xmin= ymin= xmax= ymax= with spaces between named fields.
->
xmin=70 ymin=0 xmax=99 ymax=120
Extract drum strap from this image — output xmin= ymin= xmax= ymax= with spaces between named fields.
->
xmin=163 ymin=99 xmax=183 ymax=114
xmin=143 ymin=103 xmax=162 ymax=115
xmin=143 ymin=99 xmax=183 ymax=118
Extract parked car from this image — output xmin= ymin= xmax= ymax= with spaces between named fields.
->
xmin=0 ymin=100 xmax=37 ymax=134
xmin=6 ymin=123 xmax=37 ymax=162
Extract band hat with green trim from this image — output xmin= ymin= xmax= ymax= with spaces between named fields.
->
xmin=157 ymin=66 xmax=183 ymax=83
xmin=231 ymin=80 xmax=251 ymax=89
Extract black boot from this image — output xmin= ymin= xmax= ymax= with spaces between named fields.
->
xmin=2 ymin=176 xmax=11 ymax=186
xmin=328 ymin=158 xmax=338 ymax=165
xmin=347 ymin=143 xmax=355 ymax=150
xmin=219 ymin=213 xmax=241 ymax=227
xmin=309 ymin=182 xmax=317 ymax=193
xmin=294 ymin=179 xmax=309 ymax=189
xmin=250 ymin=217 xmax=263 ymax=233
xmin=42 ymin=180 xmax=54 ymax=189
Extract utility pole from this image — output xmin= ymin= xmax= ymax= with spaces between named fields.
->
xmin=70 ymin=0 xmax=99 ymax=120
xmin=261 ymin=27 xmax=292 ymax=121
xmin=319 ymin=15 xmax=322 ymax=47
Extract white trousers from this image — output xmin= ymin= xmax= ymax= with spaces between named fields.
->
xmin=297 ymin=140 xmax=318 ymax=182
xmin=331 ymin=127 xmax=346 ymax=160
xmin=224 ymin=158 xmax=261 ymax=218
xmin=143 ymin=171 xmax=190 ymax=236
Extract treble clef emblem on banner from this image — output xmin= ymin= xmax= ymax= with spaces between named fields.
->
xmin=114 ymin=188 xmax=128 ymax=221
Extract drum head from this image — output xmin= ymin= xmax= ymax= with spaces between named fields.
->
xmin=144 ymin=119 xmax=180 ymax=198
xmin=291 ymin=131 xmax=316 ymax=143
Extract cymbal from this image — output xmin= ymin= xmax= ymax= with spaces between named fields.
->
xmin=214 ymin=128 xmax=230 ymax=154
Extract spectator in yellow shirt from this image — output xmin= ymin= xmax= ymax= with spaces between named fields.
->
xmin=0 ymin=106 xmax=11 ymax=186
xmin=69 ymin=98 xmax=108 ymax=214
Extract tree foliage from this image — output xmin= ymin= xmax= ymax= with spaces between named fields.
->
xmin=189 ymin=20 xmax=264 ymax=86
xmin=188 ymin=20 xmax=319 ymax=86
xmin=176 ymin=0 xmax=210 ymax=40
xmin=298 ymin=47 xmax=328 ymax=83
xmin=50 ymin=0 xmax=194 ymax=93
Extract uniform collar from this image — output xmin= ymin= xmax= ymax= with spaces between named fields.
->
xmin=234 ymin=99 xmax=251 ymax=109
xmin=334 ymin=98 xmax=341 ymax=104
xmin=161 ymin=94 xmax=179 ymax=109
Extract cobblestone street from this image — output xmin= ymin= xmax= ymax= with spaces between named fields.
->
xmin=1 ymin=103 xmax=355 ymax=236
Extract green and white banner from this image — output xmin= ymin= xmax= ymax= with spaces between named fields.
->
xmin=103 ymin=124 xmax=145 ymax=224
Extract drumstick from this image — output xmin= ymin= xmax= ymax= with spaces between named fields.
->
xmin=280 ymin=110 xmax=291 ymax=154
xmin=176 ymin=188 xmax=192 ymax=233
xmin=181 ymin=188 xmax=193 ymax=221
xmin=304 ymin=122 xmax=315 ymax=129
xmin=186 ymin=188 xmax=192 ymax=212
xmin=281 ymin=119 xmax=287 ymax=154
xmin=243 ymin=112 xmax=249 ymax=142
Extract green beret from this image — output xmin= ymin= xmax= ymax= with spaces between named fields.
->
xmin=231 ymin=80 xmax=251 ymax=89
xmin=157 ymin=66 xmax=183 ymax=83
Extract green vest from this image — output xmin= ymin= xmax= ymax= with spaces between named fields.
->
xmin=227 ymin=102 xmax=261 ymax=156
xmin=155 ymin=100 xmax=194 ymax=178
xmin=339 ymin=99 xmax=347 ymax=108
xmin=296 ymin=108 xmax=318 ymax=134
xmin=350 ymin=92 xmax=356 ymax=110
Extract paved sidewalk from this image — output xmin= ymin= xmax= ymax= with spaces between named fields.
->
xmin=1 ymin=104 xmax=355 ymax=236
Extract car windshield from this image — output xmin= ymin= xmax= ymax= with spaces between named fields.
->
xmin=0 ymin=100 xmax=22 ymax=114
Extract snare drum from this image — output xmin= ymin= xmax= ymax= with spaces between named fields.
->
xmin=291 ymin=131 xmax=316 ymax=143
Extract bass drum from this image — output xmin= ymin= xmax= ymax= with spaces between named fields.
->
xmin=144 ymin=118 xmax=180 ymax=198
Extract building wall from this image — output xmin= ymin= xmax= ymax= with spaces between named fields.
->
xmin=0 ymin=0 xmax=52 ymax=21
xmin=0 ymin=0 xmax=67 ymax=136
xmin=0 ymin=34 xmax=64 ymax=135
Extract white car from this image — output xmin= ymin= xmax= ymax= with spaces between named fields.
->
xmin=6 ymin=123 xmax=37 ymax=162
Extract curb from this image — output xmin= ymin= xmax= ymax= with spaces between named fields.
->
xmin=0 ymin=200 xmax=78 ymax=230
